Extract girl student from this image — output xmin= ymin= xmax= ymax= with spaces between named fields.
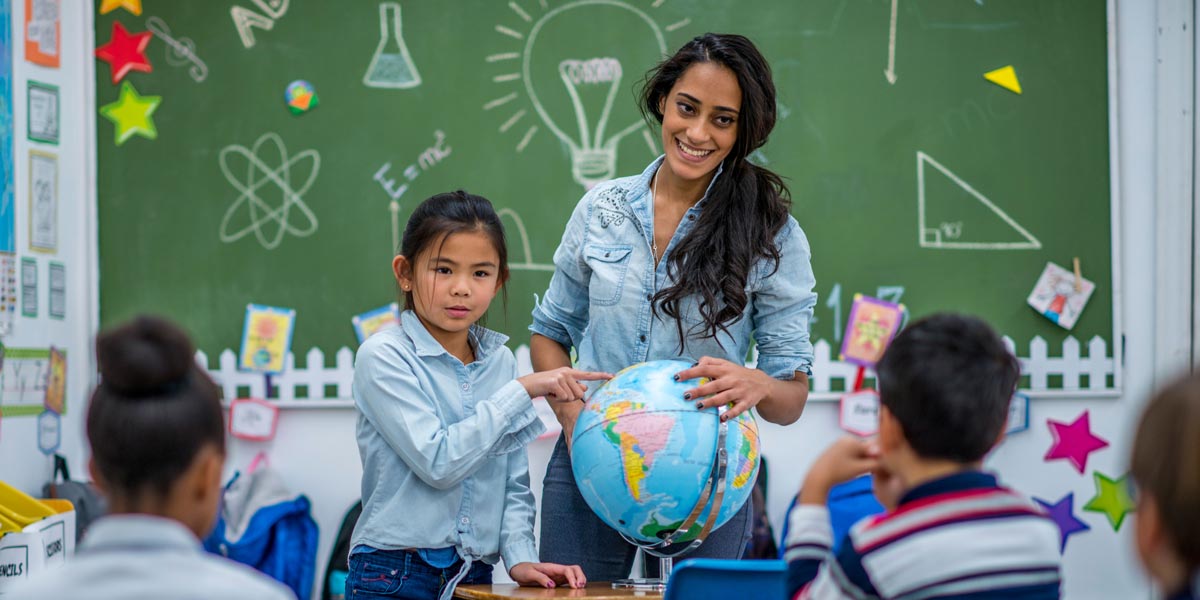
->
xmin=13 ymin=316 xmax=294 ymax=600
xmin=349 ymin=191 xmax=608 ymax=600
xmin=1131 ymin=371 xmax=1200 ymax=600
xmin=530 ymin=33 xmax=818 ymax=578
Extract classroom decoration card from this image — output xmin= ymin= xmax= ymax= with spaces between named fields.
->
xmin=44 ymin=346 xmax=64 ymax=413
xmin=1027 ymin=262 xmax=1095 ymax=330
xmin=839 ymin=294 xmax=905 ymax=368
xmin=36 ymin=409 xmax=59 ymax=454
xmin=23 ymin=0 xmax=59 ymax=68
xmin=28 ymin=150 xmax=57 ymax=252
xmin=19 ymin=257 xmax=34 ymax=317
xmin=1005 ymin=392 xmax=1030 ymax=436
xmin=239 ymin=304 xmax=296 ymax=374
xmin=1 ymin=348 xmax=54 ymax=416
xmin=839 ymin=390 xmax=880 ymax=437
xmin=351 ymin=302 xmax=400 ymax=343
xmin=228 ymin=397 xmax=280 ymax=441
xmin=0 ymin=254 xmax=16 ymax=336
xmin=47 ymin=262 xmax=63 ymax=319
xmin=25 ymin=81 xmax=57 ymax=144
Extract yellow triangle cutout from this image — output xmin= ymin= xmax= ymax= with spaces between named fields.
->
xmin=984 ymin=65 xmax=1022 ymax=95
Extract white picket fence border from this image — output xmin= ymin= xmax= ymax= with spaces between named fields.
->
xmin=196 ymin=335 xmax=1117 ymax=405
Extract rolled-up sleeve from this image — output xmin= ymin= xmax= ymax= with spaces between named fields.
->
xmin=752 ymin=218 xmax=817 ymax=379
xmin=529 ymin=196 xmax=592 ymax=350
xmin=354 ymin=342 xmax=537 ymax=490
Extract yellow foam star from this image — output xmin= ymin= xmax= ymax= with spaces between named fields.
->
xmin=984 ymin=65 xmax=1022 ymax=95
xmin=99 ymin=0 xmax=143 ymax=15
xmin=98 ymin=81 xmax=161 ymax=145
xmin=1082 ymin=471 xmax=1135 ymax=531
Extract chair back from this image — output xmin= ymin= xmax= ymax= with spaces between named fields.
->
xmin=664 ymin=558 xmax=787 ymax=600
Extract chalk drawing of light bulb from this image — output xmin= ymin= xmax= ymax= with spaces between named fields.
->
xmin=364 ymin=2 xmax=421 ymax=89
xmin=483 ymin=0 xmax=672 ymax=189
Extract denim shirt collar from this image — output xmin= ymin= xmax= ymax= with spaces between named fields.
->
xmin=399 ymin=310 xmax=509 ymax=360
xmin=625 ymin=155 xmax=726 ymax=215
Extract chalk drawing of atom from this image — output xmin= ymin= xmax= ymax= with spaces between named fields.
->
xmin=218 ymin=132 xmax=320 ymax=250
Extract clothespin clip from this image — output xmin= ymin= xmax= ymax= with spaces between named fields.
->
xmin=1072 ymin=257 xmax=1083 ymax=294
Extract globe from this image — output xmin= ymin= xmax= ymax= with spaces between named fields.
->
xmin=570 ymin=359 xmax=761 ymax=545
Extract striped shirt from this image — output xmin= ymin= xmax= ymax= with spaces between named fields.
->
xmin=785 ymin=471 xmax=1062 ymax=599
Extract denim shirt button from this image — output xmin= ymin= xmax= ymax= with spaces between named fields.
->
xmin=461 ymin=382 xmax=470 ymax=392
xmin=645 ymin=293 xmax=652 ymax=301
xmin=639 ymin=334 xmax=646 ymax=342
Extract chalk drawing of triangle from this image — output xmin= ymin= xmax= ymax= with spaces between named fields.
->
xmin=916 ymin=151 xmax=1041 ymax=250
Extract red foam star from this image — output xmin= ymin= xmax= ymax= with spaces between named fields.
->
xmin=95 ymin=21 xmax=153 ymax=84
xmin=1044 ymin=410 xmax=1109 ymax=473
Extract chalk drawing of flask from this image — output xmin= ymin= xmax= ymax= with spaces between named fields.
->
xmin=363 ymin=2 xmax=421 ymax=89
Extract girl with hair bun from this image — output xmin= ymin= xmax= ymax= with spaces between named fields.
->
xmin=12 ymin=316 xmax=294 ymax=600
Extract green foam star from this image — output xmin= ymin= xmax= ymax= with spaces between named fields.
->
xmin=98 ymin=81 xmax=161 ymax=145
xmin=1083 ymin=471 xmax=1136 ymax=531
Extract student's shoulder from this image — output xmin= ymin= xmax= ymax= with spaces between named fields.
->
xmin=200 ymin=555 xmax=297 ymax=599
xmin=355 ymin=325 xmax=416 ymax=365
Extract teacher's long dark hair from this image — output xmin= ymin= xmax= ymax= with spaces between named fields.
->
xmin=640 ymin=33 xmax=791 ymax=344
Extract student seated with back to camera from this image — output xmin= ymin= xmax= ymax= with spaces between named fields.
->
xmin=784 ymin=313 xmax=1063 ymax=600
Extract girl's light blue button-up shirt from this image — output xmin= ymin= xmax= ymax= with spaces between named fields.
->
xmin=531 ymin=156 xmax=817 ymax=381
xmin=351 ymin=310 xmax=545 ymax=569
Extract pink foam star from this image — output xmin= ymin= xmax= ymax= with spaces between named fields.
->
xmin=1044 ymin=411 xmax=1109 ymax=473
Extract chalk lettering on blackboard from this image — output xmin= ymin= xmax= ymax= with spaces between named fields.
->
xmin=230 ymin=0 xmax=289 ymax=49
xmin=146 ymin=17 xmax=208 ymax=82
xmin=218 ymin=132 xmax=320 ymax=250
xmin=916 ymin=151 xmax=1041 ymax=250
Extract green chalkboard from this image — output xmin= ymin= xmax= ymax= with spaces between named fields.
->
xmin=96 ymin=1 xmax=1116 ymax=388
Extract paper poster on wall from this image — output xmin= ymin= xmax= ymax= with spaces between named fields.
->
xmin=23 ymin=0 xmax=59 ymax=68
xmin=29 ymin=150 xmax=56 ymax=252
xmin=238 ymin=304 xmax=296 ymax=374
xmin=351 ymin=302 xmax=400 ymax=343
xmin=0 ymin=253 xmax=16 ymax=335
xmin=1 ymin=347 xmax=55 ymax=416
xmin=1027 ymin=262 xmax=1095 ymax=330
xmin=839 ymin=390 xmax=880 ymax=437
xmin=47 ymin=261 xmax=63 ymax=319
xmin=19 ymin=257 xmax=33 ymax=317
xmin=26 ymin=80 xmax=57 ymax=144
xmin=839 ymin=294 xmax=905 ymax=368
xmin=44 ymin=346 xmax=63 ymax=413
xmin=36 ymin=409 xmax=59 ymax=454
xmin=0 ymin=0 xmax=14 ymax=254
xmin=228 ymin=397 xmax=279 ymax=441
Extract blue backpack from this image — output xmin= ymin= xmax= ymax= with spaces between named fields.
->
xmin=204 ymin=467 xmax=318 ymax=600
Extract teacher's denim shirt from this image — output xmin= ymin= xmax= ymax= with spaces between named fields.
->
xmin=531 ymin=156 xmax=817 ymax=381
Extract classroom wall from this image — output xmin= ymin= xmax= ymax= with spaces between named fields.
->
xmin=221 ymin=2 xmax=1165 ymax=598
xmin=3 ymin=1 xmax=1177 ymax=599
xmin=0 ymin=1 xmax=97 ymax=497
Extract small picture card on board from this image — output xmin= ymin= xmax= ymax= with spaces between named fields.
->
xmin=44 ymin=346 xmax=65 ymax=414
xmin=1006 ymin=392 xmax=1030 ymax=436
xmin=37 ymin=409 xmax=60 ymax=454
xmin=839 ymin=390 xmax=880 ymax=437
xmin=238 ymin=304 xmax=296 ymax=374
xmin=228 ymin=397 xmax=280 ymax=441
xmin=351 ymin=302 xmax=400 ymax=344
xmin=28 ymin=150 xmax=57 ymax=253
xmin=0 ymin=254 xmax=14 ymax=335
xmin=26 ymin=81 xmax=58 ymax=145
xmin=1027 ymin=262 xmax=1095 ymax=330
xmin=839 ymin=295 xmax=905 ymax=368
xmin=20 ymin=257 xmax=35 ymax=317
xmin=24 ymin=0 xmax=60 ymax=68
xmin=47 ymin=261 xmax=64 ymax=319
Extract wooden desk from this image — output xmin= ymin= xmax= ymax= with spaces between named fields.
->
xmin=454 ymin=583 xmax=663 ymax=599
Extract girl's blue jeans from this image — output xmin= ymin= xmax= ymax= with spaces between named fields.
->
xmin=347 ymin=548 xmax=492 ymax=599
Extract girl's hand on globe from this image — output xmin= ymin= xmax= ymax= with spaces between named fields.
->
xmin=675 ymin=357 xmax=775 ymax=421
xmin=509 ymin=561 xmax=587 ymax=589
xmin=519 ymin=368 xmax=612 ymax=403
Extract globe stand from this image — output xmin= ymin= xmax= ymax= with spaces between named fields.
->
xmin=612 ymin=418 xmax=730 ymax=591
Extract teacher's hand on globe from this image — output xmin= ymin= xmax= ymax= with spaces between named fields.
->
xmin=509 ymin=561 xmax=587 ymax=589
xmin=519 ymin=367 xmax=612 ymax=403
xmin=674 ymin=356 xmax=776 ymax=421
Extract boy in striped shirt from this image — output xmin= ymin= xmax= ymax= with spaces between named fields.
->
xmin=786 ymin=313 xmax=1062 ymax=599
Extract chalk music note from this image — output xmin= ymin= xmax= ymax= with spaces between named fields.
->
xmin=146 ymin=17 xmax=209 ymax=83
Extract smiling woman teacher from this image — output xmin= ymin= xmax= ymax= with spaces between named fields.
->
xmin=529 ymin=33 xmax=818 ymax=580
